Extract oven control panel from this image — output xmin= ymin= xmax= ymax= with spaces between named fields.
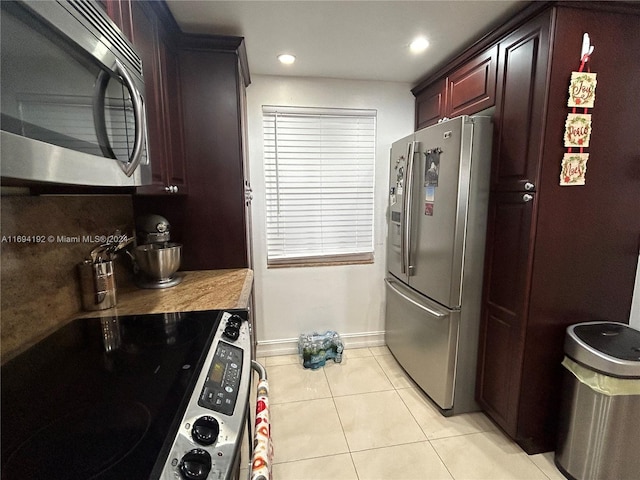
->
xmin=159 ymin=310 xmax=251 ymax=480
xmin=198 ymin=341 xmax=243 ymax=415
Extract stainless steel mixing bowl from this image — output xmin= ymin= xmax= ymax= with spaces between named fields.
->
xmin=134 ymin=243 xmax=182 ymax=282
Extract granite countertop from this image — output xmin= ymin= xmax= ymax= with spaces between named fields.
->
xmin=78 ymin=268 xmax=253 ymax=318
xmin=1 ymin=268 xmax=253 ymax=365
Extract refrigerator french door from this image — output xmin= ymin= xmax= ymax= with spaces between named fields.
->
xmin=385 ymin=116 xmax=492 ymax=415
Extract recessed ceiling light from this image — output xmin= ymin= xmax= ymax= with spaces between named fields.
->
xmin=410 ymin=37 xmax=429 ymax=53
xmin=278 ymin=54 xmax=296 ymax=65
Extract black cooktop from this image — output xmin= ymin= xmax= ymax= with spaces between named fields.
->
xmin=1 ymin=309 xmax=228 ymax=480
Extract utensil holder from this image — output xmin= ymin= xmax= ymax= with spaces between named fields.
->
xmin=78 ymin=260 xmax=116 ymax=310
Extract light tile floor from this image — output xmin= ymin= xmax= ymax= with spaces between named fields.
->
xmin=242 ymin=346 xmax=567 ymax=480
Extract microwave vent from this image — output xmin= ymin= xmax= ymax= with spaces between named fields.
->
xmin=68 ymin=0 xmax=144 ymax=77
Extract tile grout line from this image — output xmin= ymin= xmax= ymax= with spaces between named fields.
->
xmin=271 ymin=348 xmax=563 ymax=479
xmin=391 ymin=371 xmax=458 ymax=479
xmin=353 ymin=348 xmax=453 ymax=479
xmin=325 ymin=355 xmax=362 ymax=480
xmin=526 ymin=452 xmax=555 ymax=480
xmin=375 ymin=348 xmax=462 ymax=480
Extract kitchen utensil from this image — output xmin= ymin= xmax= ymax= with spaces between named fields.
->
xmin=134 ymin=242 xmax=182 ymax=288
xmin=136 ymin=214 xmax=171 ymax=244
xmin=78 ymin=259 xmax=116 ymax=310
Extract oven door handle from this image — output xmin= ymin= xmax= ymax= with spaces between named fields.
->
xmin=250 ymin=360 xmax=272 ymax=480
xmin=251 ymin=360 xmax=268 ymax=381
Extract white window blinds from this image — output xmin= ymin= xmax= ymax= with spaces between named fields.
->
xmin=262 ymin=106 xmax=376 ymax=265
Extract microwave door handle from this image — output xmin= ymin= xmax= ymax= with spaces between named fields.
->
xmin=113 ymin=60 xmax=145 ymax=177
xmin=93 ymin=61 xmax=146 ymax=177
xmin=93 ymin=70 xmax=117 ymax=160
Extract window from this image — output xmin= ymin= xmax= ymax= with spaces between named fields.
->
xmin=262 ymin=106 xmax=376 ymax=266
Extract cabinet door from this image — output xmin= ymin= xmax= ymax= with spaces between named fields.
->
xmin=415 ymin=78 xmax=446 ymax=130
xmin=159 ymin=36 xmax=188 ymax=193
xmin=127 ymin=2 xmax=187 ymax=195
xmin=99 ymin=0 xmax=132 ymax=39
xmin=446 ymin=46 xmax=497 ymax=118
xmin=491 ymin=12 xmax=551 ymax=192
xmin=176 ymin=50 xmax=248 ymax=269
xmin=129 ymin=1 xmax=166 ymax=187
xmin=476 ymin=191 xmax=535 ymax=437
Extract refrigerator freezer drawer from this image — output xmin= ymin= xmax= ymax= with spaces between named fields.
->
xmin=385 ymin=277 xmax=459 ymax=410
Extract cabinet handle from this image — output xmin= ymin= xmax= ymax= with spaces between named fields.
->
xmin=164 ymin=185 xmax=178 ymax=193
xmin=523 ymin=194 xmax=534 ymax=202
xmin=524 ymin=182 xmax=535 ymax=191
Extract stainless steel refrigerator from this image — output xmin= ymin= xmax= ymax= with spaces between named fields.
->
xmin=385 ymin=115 xmax=492 ymax=415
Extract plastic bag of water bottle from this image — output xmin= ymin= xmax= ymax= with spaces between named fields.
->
xmin=298 ymin=331 xmax=344 ymax=369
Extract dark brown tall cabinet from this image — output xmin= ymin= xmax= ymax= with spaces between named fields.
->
xmin=103 ymin=0 xmax=252 ymax=270
xmin=475 ymin=5 xmax=640 ymax=454
xmin=164 ymin=36 xmax=251 ymax=270
xmin=414 ymin=1 xmax=640 ymax=455
xmin=132 ymin=35 xmax=251 ymax=270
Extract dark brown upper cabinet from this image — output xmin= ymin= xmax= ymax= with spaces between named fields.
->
xmin=415 ymin=79 xmax=446 ymax=130
xmin=155 ymin=35 xmax=187 ymax=194
xmin=490 ymin=18 xmax=549 ymax=193
xmin=446 ymin=45 xmax=497 ymax=119
xmin=414 ymin=46 xmax=497 ymax=129
xmin=102 ymin=0 xmax=187 ymax=195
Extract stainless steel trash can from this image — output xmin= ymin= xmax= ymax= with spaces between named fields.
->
xmin=555 ymin=321 xmax=640 ymax=480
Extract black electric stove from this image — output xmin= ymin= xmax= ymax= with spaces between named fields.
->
xmin=1 ymin=309 xmax=250 ymax=480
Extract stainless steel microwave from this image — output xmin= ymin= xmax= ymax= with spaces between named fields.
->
xmin=0 ymin=0 xmax=151 ymax=187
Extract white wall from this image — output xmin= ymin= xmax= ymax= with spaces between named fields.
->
xmin=246 ymin=75 xmax=414 ymax=355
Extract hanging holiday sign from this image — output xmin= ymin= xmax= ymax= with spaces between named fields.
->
xmin=568 ymin=72 xmax=597 ymax=108
xmin=560 ymin=33 xmax=595 ymax=186
xmin=560 ymin=153 xmax=589 ymax=186
xmin=564 ymin=113 xmax=592 ymax=148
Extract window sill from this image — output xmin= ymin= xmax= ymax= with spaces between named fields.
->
xmin=267 ymin=255 xmax=374 ymax=269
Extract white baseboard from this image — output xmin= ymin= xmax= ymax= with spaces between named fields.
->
xmin=255 ymin=330 xmax=386 ymax=358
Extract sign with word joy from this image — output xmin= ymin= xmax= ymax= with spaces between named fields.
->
xmin=567 ymin=72 xmax=597 ymax=108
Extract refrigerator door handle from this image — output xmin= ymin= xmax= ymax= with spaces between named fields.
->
xmin=384 ymin=278 xmax=446 ymax=318
xmin=402 ymin=141 xmax=416 ymax=275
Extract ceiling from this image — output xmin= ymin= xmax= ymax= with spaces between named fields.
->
xmin=166 ymin=0 xmax=527 ymax=86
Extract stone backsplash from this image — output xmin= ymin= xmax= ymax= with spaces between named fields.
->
xmin=1 ymin=195 xmax=135 ymax=363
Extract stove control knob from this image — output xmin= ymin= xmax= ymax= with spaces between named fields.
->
xmin=192 ymin=416 xmax=219 ymax=446
xmin=223 ymin=315 xmax=242 ymax=341
xmin=179 ymin=448 xmax=211 ymax=480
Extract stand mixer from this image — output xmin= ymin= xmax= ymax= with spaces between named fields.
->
xmin=133 ymin=214 xmax=183 ymax=289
